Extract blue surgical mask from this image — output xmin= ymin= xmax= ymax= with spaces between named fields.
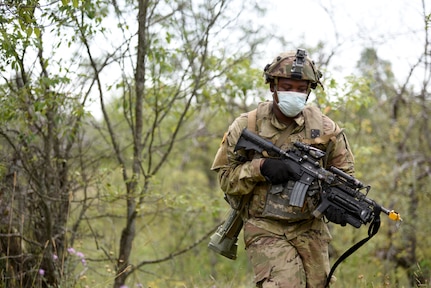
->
xmin=276 ymin=91 xmax=307 ymax=117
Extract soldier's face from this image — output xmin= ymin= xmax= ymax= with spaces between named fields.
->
xmin=271 ymin=78 xmax=309 ymax=102
xmin=276 ymin=78 xmax=309 ymax=92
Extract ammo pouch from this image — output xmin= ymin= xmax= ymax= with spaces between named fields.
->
xmin=261 ymin=180 xmax=321 ymax=222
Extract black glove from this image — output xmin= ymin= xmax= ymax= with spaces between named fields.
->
xmin=260 ymin=158 xmax=294 ymax=184
xmin=324 ymin=206 xmax=347 ymax=226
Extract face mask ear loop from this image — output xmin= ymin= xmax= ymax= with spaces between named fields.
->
xmin=306 ymin=82 xmax=312 ymax=101
xmin=274 ymin=78 xmax=279 ymax=102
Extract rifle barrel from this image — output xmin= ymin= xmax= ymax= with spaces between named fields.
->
xmin=381 ymin=207 xmax=402 ymax=222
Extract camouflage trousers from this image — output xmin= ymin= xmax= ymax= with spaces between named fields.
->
xmin=244 ymin=221 xmax=332 ymax=288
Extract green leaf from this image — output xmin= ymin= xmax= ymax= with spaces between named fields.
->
xmin=26 ymin=26 xmax=33 ymax=37
xmin=33 ymin=26 xmax=41 ymax=37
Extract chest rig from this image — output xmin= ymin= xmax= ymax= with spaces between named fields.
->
xmin=247 ymin=102 xmax=336 ymax=222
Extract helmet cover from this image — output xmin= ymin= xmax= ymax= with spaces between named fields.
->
xmin=263 ymin=49 xmax=323 ymax=89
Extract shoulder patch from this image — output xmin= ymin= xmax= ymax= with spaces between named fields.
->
xmin=310 ymin=129 xmax=320 ymax=138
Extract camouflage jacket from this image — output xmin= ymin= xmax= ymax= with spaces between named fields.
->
xmin=211 ymin=101 xmax=355 ymax=237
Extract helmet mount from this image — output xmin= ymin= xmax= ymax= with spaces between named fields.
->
xmin=291 ymin=49 xmax=306 ymax=80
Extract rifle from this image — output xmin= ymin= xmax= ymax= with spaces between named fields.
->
xmin=209 ymin=128 xmax=402 ymax=262
xmin=235 ymin=128 xmax=402 ymax=227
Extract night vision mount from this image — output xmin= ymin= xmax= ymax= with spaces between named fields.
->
xmin=291 ymin=48 xmax=307 ymax=79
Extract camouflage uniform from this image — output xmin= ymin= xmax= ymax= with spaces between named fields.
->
xmin=211 ymin=49 xmax=355 ymax=287
xmin=211 ymin=100 xmax=355 ymax=287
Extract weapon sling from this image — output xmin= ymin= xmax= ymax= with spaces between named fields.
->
xmin=324 ymin=207 xmax=382 ymax=288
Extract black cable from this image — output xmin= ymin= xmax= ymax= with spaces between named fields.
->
xmin=324 ymin=210 xmax=382 ymax=288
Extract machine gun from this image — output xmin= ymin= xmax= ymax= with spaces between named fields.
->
xmin=235 ymin=128 xmax=402 ymax=227
xmin=208 ymin=128 xmax=402 ymax=261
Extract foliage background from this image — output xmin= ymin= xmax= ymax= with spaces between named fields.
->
xmin=0 ymin=0 xmax=430 ymax=287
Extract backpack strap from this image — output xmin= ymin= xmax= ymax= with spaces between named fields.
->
xmin=302 ymin=106 xmax=324 ymax=139
xmin=247 ymin=107 xmax=275 ymax=158
xmin=247 ymin=109 xmax=258 ymax=133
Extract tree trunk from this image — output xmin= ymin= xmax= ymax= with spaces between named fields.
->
xmin=114 ymin=1 xmax=148 ymax=287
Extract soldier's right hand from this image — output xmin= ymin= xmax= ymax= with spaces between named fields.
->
xmin=260 ymin=158 xmax=293 ymax=184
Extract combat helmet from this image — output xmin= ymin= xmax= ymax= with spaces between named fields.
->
xmin=263 ymin=48 xmax=323 ymax=90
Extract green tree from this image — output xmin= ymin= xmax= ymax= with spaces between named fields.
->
xmin=0 ymin=1 xmax=92 ymax=286
xmin=89 ymin=1 xmax=267 ymax=286
xmin=319 ymin=42 xmax=430 ymax=286
xmin=348 ymin=18 xmax=431 ymax=284
xmin=0 ymin=0 xmax=269 ymax=287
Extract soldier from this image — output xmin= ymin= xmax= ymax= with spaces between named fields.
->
xmin=211 ymin=49 xmax=355 ymax=287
